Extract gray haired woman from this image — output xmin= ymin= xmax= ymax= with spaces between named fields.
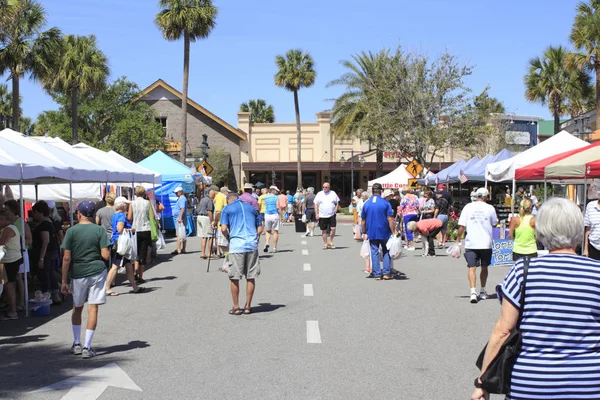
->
xmin=472 ymin=198 xmax=600 ymax=400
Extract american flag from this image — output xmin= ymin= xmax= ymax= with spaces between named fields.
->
xmin=201 ymin=166 xmax=207 ymax=176
xmin=190 ymin=163 xmax=197 ymax=176
xmin=459 ymin=169 xmax=468 ymax=184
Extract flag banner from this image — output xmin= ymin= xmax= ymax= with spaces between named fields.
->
xmin=459 ymin=170 xmax=468 ymax=184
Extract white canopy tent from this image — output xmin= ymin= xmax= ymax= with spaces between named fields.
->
xmin=107 ymin=150 xmax=161 ymax=186
xmin=368 ymin=164 xmax=414 ymax=189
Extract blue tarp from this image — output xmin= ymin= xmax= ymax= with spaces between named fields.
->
xmin=462 ymin=149 xmax=514 ymax=182
xmin=138 ymin=151 xmax=196 ymax=235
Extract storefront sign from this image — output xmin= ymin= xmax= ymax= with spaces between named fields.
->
xmin=378 ymin=183 xmax=406 ymax=189
xmin=491 ymin=239 xmax=513 ymax=266
xmin=166 ymin=142 xmax=181 ymax=152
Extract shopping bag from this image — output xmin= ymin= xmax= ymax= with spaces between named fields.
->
xmin=386 ymin=235 xmax=403 ymax=260
xmin=116 ymin=232 xmax=132 ymax=256
xmin=156 ymin=230 xmax=166 ymax=250
xmin=360 ymin=240 xmax=370 ymax=259
xmin=446 ymin=244 xmax=462 ymax=259
xmin=301 ymin=214 xmax=307 ymax=223
xmin=176 ymin=221 xmax=187 ymax=240
xmin=149 ymin=207 xmax=159 ymax=242
xmin=129 ymin=231 xmax=138 ymax=260
xmin=353 ymin=225 xmax=362 ymax=240
xmin=0 ymin=245 xmax=5 ymax=261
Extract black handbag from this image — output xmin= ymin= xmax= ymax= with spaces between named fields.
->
xmin=475 ymin=257 xmax=529 ymax=394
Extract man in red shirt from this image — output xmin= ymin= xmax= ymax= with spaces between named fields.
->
xmin=407 ymin=218 xmax=442 ymax=257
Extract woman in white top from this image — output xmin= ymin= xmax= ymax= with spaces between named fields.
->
xmin=128 ymin=186 xmax=154 ymax=283
xmin=0 ymin=209 xmax=23 ymax=320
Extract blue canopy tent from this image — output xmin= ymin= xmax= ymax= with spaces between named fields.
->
xmin=138 ymin=151 xmax=196 ymax=235
xmin=446 ymin=156 xmax=480 ymax=183
xmin=420 ymin=159 xmax=467 ymax=185
xmin=461 ymin=149 xmax=514 ymax=182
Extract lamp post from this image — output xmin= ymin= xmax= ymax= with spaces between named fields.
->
xmin=340 ymin=150 xmax=366 ymax=198
xmin=200 ymin=133 xmax=210 ymax=161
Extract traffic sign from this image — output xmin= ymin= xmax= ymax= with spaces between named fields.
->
xmin=407 ymin=160 xmax=423 ymax=177
xmin=197 ymin=160 xmax=213 ymax=176
xmin=408 ymin=178 xmax=421 ymax=189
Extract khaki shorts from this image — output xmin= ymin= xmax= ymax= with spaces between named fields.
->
xmin=71 ymin=269 xmax=107 ymax=307
xmin=228 ymin=250 xmax=260 ymax=280
xmin=264 ymin=214 xmax=280 ymax=232
xmin=197 ymin=216 xmax=213 ymax=238
xmin=217 ymin=229 xmax=229 ymax=247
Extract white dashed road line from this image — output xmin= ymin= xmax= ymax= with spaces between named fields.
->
xmin=303 ymin=263 xmax=311 ymax=271
xmin=302 ymin=249 xmax=309 ymax=256
xmin=306 ymin=320 xmax=322 ymax=344
xmin=304 ymin=284 xmax=314 ymax=297
xmin=301 ymin=241 xmax=307 ymax=245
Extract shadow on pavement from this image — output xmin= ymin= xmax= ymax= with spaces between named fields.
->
xmin=0 ymin=334 xmax=48 ymax=345
xmin=251 ymin=303 xmax=286 ymax=314
xmin=99 ymin=340 xmax=150 ymax=356
xmin=145 ymin=275 xmax=177 ymax=283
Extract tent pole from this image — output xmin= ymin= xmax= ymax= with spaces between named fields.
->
xmin=511 ymin=178 xmax=516 ymax=215
xmin=69 ymin=182 xmax=74 ymax=226
xmin=544 ymin=179 xmax=547 ymax=201
xmin=35 ymin=184 xmax=38 ymax=202
xmin=583 ymin=177 xmax=588 ymax=254
xmin=20 ymin=180 xmax=29 ymax=317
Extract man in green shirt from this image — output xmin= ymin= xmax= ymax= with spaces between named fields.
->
xmin=61 ymin=201 xmax=110 ymax=359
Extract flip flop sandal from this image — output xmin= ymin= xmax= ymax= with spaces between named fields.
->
xmin=131 ymin=287 xmax=146 ymax=294
xmin=322 ymin=245 xmax=328 ymax=250
xmin=201 ymin=256 xmax=208 ymax=259
xmin=105 ymin=291 xmax=119 ymax=297
xmin=229 ymin=308 xmax=242 ymax=315
xmin=243 ymin=307 xmax=252 ymax=315
xmin=328 ymin=244 xmax=336 ymax=249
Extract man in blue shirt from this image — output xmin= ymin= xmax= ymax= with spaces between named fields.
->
xmin=221 ymin=192 xmax=262 ymax=315
xmin=262 ymin=186 xmax=280 ymax=253
xmin=361 ymin=183 xmax=396 ymax=280
xmin=172 ymin=187 xmax=187 ymax=255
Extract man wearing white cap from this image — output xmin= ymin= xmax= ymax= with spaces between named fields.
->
xmin=456 ymin=187 xmax=498 ymax=304
xmin=172 ymin=187 xmax=187 ymax=255
xmin=262 ymin=186 xmax=280 ymax=253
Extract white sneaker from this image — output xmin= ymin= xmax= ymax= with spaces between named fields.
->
xmin=272 ymin=248 xmax=278 ymax=253
xmin=403 ymin=245 xmax=409 ymax=250
xmin=479 ymin=291 xmax=489 ymax=300
xmin=82 ymin=347 xmax=96 ymax=359
xmin=309 ymin=232 xmax=314 ymax=237
xmin=406 ymin=246 xmax=415 ymax=251
xmin=470 ymin=293 xmax=479 ymax=304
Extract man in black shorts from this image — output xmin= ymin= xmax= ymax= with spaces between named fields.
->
xmin=303 ymin=187 xmax=316 ymax=237
xmin=314 ymin=182 xmax=340 ymax=249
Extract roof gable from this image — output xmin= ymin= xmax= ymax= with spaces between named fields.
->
xmin=140 ymin=79 xmax=246 ymax=141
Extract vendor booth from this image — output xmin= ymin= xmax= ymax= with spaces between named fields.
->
xmin=138 ymin=151 xmax=196 ymax=234
xmin=461 ymin=150 xmax=514 ymax=182
xmin=367 ymin=164 xmax=413 ymax=189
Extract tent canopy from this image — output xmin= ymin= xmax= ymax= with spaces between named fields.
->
xmin=486 ymin=131 xmax=588 ymax=182
xmin=462 ymin=150 xmax=514 ymax=182
xmin=138 ymin=151 xmax=194 ymax=182
xmin=107 ymin=151 xmax=161 ymax=185
xmin=367 ymin=164 xmax=413 ymax=189
xmin=545 ymin=141 xmax=600 ymax=179
xmin=446 ymin=156 xmax=480 ymax=183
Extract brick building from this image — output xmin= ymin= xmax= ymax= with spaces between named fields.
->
xmin=138 ymin=79 xmax=246 ymax=190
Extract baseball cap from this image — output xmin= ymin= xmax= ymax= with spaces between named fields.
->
xmin=210 ymin=185 xmax=219 ymax=192
xmin=435 ymin=189 xmax=443 ymax=194
xmin=476 ymin=188 xmax=490 ymax=197
xmin=114 ymin=196 xmax=130 ymax=205
xmin=269 ymin=185 xmax=280 ymax=192
xmin=77 ymin=201 xmax=95 ymax=217
xmin=221 ymin=186 xmax=231 ymax=193
xmin=244 ymin=183 xmax=254 ymax=190
xmin=173 ymin=186 xmax=183 ymax=193
xmin=382 ymin=189 xmax=393 ymax=198
xmin=437 ymin=184 xmax=445 ymax=190
xmin=372 ymin=183 xmax=383 ymax=191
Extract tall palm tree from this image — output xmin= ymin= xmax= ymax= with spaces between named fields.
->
xmin=240 ymin=99 xmax=275 ymax=123
xmin=570 ymin=0 xmax=600 ymax=128
xmin=274 ymin=49 xmax=316 ymax=190
xmin=525 ymin=45 xmax=592 ymax=134
xmin=0 ymin=0 xmax=61 ymax=132
xmin=0 ymin=83 xmax=11 ymax=129
xmin=328 ymin=50 xmax=389 ymax=177
xmin=155 ymin=0 xmax=218 ymax=162
xmin=44 ymin=34 xmax=109 ymax=144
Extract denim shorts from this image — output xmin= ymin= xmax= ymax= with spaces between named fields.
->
xmin=437 ymin=214 xmax=449 ymax=230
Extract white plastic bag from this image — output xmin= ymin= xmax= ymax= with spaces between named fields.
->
xmin=176 ymin=221 xmax=187 ymax=240
xmin=446 ymin=244 xmax=462 ymax=259
xmin=386 ymin=235 xmax=403 ymax=260
xmin=116 ymin=232 xmax=132 ymax=256
xmin=353 ymin=225 xmax=361 ymax=240
xmin=156 ymin=230 xmax=166 ymax=250
xmin=129 ymin=232 xmax=138 ymax=260
xmin=360 ymin=239 xmax=370 ymax=259
xmin=0 ymin=245 xmax=5 ymax=261
xmin=348 ymin=204 xmax=354 ymax=213
xmin=301 ymin=214 xmax=307 ymax=223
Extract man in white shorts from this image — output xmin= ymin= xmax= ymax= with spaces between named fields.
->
xmin=61 ymin=201 xmax=110 ymax=359
xmin=262 ymin=186 xmax=280 ymax=253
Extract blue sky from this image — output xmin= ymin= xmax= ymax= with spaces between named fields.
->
xmin=7 ymin=0 xmax=579 ymax=126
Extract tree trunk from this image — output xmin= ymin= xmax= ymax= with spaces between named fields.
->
xmin=376 ymin=148 xmax=384 ymax=178
xmin=71 ymin=87 xmax=78 ymax=144
xmin=180 ymin=32 xmax=190 ymax=163
xmin=596 ymin=63 xmax=600 ymax=136
xmin=11 ymin=74 xmax=19 ymax=132
xmin=294 ymin=89 xmax=303 ymax=190
xmin=553 ymin=111 xmax=560 ymax=135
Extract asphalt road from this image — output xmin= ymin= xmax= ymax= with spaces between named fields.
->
xmin=1 ymin=223 xmax=511 ymax=400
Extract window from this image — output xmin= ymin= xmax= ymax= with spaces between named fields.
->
xmin=155 ymin=117 xmax=167 ymax=136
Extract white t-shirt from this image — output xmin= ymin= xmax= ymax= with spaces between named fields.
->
xmin=314 ymin=190 xmax=340 ymax=218
xmin=458 ymin=201 xmax=498 ymax=249
xmin=584 ymin=201 xmax=600 ymax=250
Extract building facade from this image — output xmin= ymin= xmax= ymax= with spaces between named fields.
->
xmin=560 ymin=110 xmax=599 ymax=142
xmin=139 ymin=79 xmax=246 ymax=190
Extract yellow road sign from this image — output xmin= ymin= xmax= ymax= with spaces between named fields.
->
xmin=407 ymin=178 xmax=421 ymax=189
xmin=197 ymin=160 xmax=213 ymax=176
xmin=407 ymin=160 xmax=423 ymax=177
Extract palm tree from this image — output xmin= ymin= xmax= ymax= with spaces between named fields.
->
xmin=570 ymin=0 xmax=600 ymax=128
xmin=239 ymin=99 xmax=275 ymax=123
xmin=0 ymin=83 xmax=11 ymax=129
xmin=525 ymin=45 xmax=592 ymax=134
xmin=274 ymin=49 xmax=316 ymax=190
xmin=0 ymin=0 xmax=61 ymax=132
xmin=44 ymin=34 xmax=109 ymax=144
xmin=328 ymin=50 xmax=389 ymax=177
xmin=155 ymin=0 xmax=218 ymax=162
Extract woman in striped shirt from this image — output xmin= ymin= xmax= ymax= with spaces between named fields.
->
xmin=473 ymin=197 xmax=600 ymax=400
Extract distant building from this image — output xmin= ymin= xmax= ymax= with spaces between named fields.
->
xmin=493 ymin=114 xmax=541 ymax=149
xmin=138 ymin=79 xmax=246 ymax=190
xmin=560 ymin=110 xmax=598 ymax=142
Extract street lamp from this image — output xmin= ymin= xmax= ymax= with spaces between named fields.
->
xmin=340 ymin=150 xmax=363 ymax=198
xmin=200 ymin=133 xmax=210 ymax=160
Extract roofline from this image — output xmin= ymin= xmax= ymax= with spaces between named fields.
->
xmin=491 ymin=113 xmax=543 ymax=121
xmin=560 ymin=109 xmax=596 ymax=126
xmin=138 ymin=79 xmax=247 ymax=141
